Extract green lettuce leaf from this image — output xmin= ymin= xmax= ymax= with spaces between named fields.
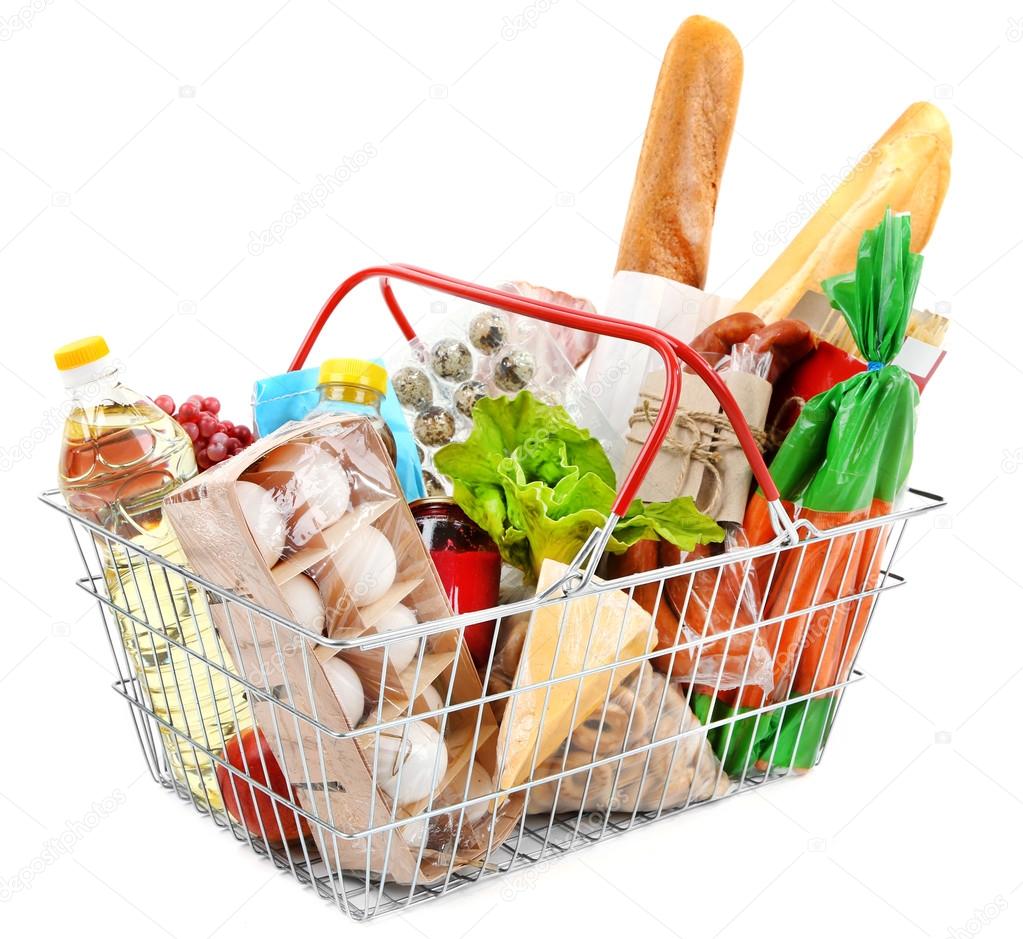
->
xmin=434 ymin=391 xmax=723 ymax=580
xmin=611 ymin=498 xmax=726 ymax=553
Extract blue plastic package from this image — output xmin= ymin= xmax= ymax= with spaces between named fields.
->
xmin=252 ymin=363 xmax=426 ymax=502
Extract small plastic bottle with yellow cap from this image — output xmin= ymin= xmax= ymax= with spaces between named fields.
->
xmin=305 ymin=358 xmax=398 ymax=464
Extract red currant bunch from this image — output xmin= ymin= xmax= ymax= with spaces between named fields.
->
xmin=154 ymin=394 xmax=254 ymax=470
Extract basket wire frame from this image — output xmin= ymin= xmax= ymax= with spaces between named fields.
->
xmin=42 ymin=486 xmax=941 ymax=922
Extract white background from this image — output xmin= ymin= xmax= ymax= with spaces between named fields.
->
xmin=2 ymin=1 xmax=1021 ymax=936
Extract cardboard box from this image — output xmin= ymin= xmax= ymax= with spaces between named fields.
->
xmin=165 ymin=414 xmax=519 ymax=884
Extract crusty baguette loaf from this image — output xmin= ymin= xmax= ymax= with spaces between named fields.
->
xmin=737 ymin=102 xmax=952 ymax=323
xmin=615 ymin=15 xmax=743 ymax=289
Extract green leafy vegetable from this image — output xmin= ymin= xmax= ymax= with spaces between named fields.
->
xmin=434 ymin=391 xmax=723 ymax=580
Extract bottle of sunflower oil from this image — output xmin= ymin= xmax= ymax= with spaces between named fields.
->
xmin=54 ymin=336 xmax=251 ymax=811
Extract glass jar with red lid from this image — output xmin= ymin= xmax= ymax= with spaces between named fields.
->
xmin=410 ymin=498 xmax=501 ymax=668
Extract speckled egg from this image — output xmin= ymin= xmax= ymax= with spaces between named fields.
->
xmin=422 ymin=470 xmax=447 ymax=497
xmin=453 ymin=380 xmax=487 ymax=419
xmin=494 ymin=349 xmax=536 ymax=392
xmin=392 ymin=366 xmax=433 ymax=411
xmin=430 ymin=339 xmax=473 ymax=383
xmin=414 ymin=406 xmax=456 ymax=446
xmin=468 ymin=310 xmax=508 ymax=355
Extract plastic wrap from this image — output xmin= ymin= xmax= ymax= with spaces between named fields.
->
xmin=737 ymin=209 xmax=923 ymax=771
xmin=165 ymin=415 xmax=517 ymax=883
xmin=610 ymin=335 xmax=776 ymax=698
xmin=605 ymin=532 xmax=774 ymax=695
xmin=523 ymin=663 xmax=729 ymax=813
xmin=689 ymin=311 xmax=816 ymax=386
xmin=250 ymin=363 xmax=425 ymax=501
xmin=496 ymin=280 xmax=600 ymax=368
xmin=388 ymin=304 xmax=622 ymax=495
xmin=489 ymin=560 xmax=728 ymax=813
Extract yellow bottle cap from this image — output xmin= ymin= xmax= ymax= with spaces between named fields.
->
xmin=318 ymin=358 xmax=387 ymax=395
xmin=54 ymin=336 xmax=110 ymax=371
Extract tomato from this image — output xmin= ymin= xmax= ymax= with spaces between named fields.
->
xmin=217 ymin=727 xmax=310 ymax=845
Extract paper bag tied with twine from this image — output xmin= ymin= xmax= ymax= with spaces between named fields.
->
xmin=625 ymin=368 xmax=771 ymax=525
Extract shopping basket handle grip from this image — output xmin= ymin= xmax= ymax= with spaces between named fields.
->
xmin=375 ymin=264 xmax=786 ymax=514
xmin=288 ymin=263 xmax=782 ymax=515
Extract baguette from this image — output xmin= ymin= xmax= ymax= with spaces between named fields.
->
xmin=615 ymin=15 xmax=743 ymax=288
xmin=737 ymin=102 xmax=952 ymax=323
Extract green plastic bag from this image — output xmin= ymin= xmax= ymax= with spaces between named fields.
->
xmin=766 ymin=207 xmax=922 ymax=514
xmin=734 ymin=208 xmax=924 ymax=772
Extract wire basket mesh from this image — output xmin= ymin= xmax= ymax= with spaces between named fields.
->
xmin=42 ymin=482 xmax=941 ymax=921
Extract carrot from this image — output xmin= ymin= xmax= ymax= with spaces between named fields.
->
xmin=737 ymin=497 xmax=897 ymax=771
xmin=833 ymin=500 xmax=890 ymax=684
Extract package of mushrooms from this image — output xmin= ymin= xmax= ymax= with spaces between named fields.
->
xmin=165 ymin=413 xmax=521 ymax=884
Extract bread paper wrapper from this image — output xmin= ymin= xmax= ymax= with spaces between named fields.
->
xmin=585 ymin=272 xmax=734 ymax=442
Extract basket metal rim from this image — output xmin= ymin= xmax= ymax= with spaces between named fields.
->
xmin=40 ymin=486 xmax=945 ymax=651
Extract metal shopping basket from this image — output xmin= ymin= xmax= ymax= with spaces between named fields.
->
xmin=41 ymin=264 xmax=944 ymax=922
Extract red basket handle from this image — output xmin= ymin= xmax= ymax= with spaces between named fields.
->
xmin=289 ymin=263 xmax=787 ymax=524
xmin=380 ymin=264 xmax=788 ymax=513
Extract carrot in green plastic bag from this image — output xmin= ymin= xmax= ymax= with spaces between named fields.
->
xmin=699 ymin=208 xmax=923 ymax=774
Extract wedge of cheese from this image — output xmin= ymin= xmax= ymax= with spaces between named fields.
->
xmin=495 ymin=560 xmax=655 ymax=797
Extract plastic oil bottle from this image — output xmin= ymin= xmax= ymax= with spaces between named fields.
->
xmin=54 ymin=337 xmax=251 ymax=811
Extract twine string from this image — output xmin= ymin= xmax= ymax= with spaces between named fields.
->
xmin=625 ymin=387 xmax=802 ymax=516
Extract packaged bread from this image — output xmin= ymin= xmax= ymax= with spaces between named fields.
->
xmin=615 ymin=15 xmax=743 ymax=288
xmin=736 ymin=102 xmax=951 ymax=322
xmin=587 ymin=15 xmax=743 ymax=435
xmin=522 ymin=662 xmax=730 ymax=813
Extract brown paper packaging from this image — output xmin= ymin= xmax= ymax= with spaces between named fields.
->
xmin=165 ymin=414 xmax=521 ymax=884
xmin=625 ymin=368 xmax=770 ymax=526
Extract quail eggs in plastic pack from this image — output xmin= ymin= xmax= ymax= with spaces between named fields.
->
xmin=468 ymin=310 xmax=508 ymax=354
xmin=494 ymin=349 xmax=536 ymax=392
xmin=430 ymin=338 xmax=473 ymax=383
xmin=421 ymin=470 xmax=446 ymax=497
xmin=389 ymin=302 xmax=591 ymax=496
xmin=392 ymin=366 xmax=433 ymax=412
xmin=453 ymin=380 xmax=486 ymax=419
xmin=414 ymin=406 xmax=456 ymax=448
